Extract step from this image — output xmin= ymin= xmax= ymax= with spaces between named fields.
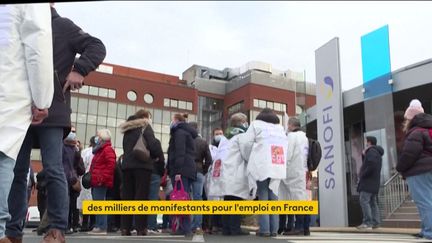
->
xmin=387 ymin=212 xmax=420 ymax=220
xmin=382 ymin=219 xmax=421 ymax=228
xmin=395 ymin=206 xmax=418 ymax=214
xmin=401 ymin=201 xmax=417 ymax=207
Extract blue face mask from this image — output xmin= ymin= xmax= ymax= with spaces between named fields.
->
xmin=242 ymin=122 xmax=249 ymax=129
xmin=65 ymin=132 xmax=76 ymax=141
xmin=94 ymin=136 xmax=100 ymax=145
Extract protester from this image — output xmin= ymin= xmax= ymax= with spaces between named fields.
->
xmin=62 ymin=130 xmax=85 ymax=234
xmin=147 ymin=138 xmax=165 ymax=234
xmin=119 ymin=109 xmax=164 ymax=236
xmin=0 ymin=4 xmax=54 ymax=243
xmin=88 ymin=129 xmax=116 ymax=235
xmin=280 ymin=117 xmax=310 ymax=236
xmin=241 ymin=108 xmax=288 ymax=237
xmin=167 ymin=114 xmax=197 ymax=237
xmin=77 ymin=136 xmax=96 ymax=232
xmin=5 ymin=4 xmax=106 ymax=243
xmin=106 ymin=156 xmax=122 ymax=233
xmin=188 ymin=122 xmax=212 ymax=234
xmin=213 ymin=112 xmax=250 ymax=236
xmin=356 ymin=136 xmax=384 ymax=230
xmin=397 ymin=99 xmax=432 ymax=240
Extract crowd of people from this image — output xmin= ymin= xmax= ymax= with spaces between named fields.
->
xmin=1 ymin=3 xmax=432 ymax=243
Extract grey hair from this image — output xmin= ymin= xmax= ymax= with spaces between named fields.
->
xmin=288 ymin=117 xmax=301 ymax=128
xmin=230 ymin=112 xmax=247 ymax=127
xmin=98 ymin=129 xmax=112 ymax=141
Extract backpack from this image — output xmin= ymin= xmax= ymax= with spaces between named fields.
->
xmin=307 ymin=139 xmax=322 ymax=171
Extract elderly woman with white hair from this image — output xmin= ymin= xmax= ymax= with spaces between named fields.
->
xmin=88 ymin=129 xmax=116 ymax=235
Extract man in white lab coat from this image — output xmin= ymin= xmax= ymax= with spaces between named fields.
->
xmin=0 ymin=3 xmax=54 ymax=243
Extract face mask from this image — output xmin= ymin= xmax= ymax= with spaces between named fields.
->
xmin=65 ymin=132 xmax=76 ymax=141
xmin=170 ymin=121 xmax=177 ymax=129
xmin=94 ymin=136 xmax=100 ymax=145
xmin=242 ymin=122 xmax=249 ymax=129
xmin=214 ymin=135 xmax=223 ymax=143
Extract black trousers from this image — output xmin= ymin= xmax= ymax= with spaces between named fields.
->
xmin=81 ymin=215 xmax=95 ymax=230
xmin=68 ymin=188 xmax=80 ymax=229
xmin=121 ymin=169 xmax=152 ymax=231
xmin=222 ymin=195 xmax=243 ymax=234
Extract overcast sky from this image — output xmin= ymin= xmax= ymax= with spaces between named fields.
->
xmin=56 ymin=1 xmax=432 ymax=91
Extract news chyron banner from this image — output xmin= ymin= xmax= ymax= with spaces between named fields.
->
xmin=83 ymin=201 xmax=318 ymax=215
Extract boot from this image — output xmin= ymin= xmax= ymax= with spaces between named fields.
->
xmin=5 ymin=236 xmax=20 ymax=243
xmin=0 ymin=237 xmax=12 ymax=243
xmin=41 ymin=229 xmax=65 ymax=243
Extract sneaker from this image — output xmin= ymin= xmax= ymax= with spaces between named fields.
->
xmin=147 ymin=229 xmax=161 ymax=235
xmin=356 ymin=224 xmax=372 ymax=230
xmin=304 ymin=229 xmax=311 ymax=236
xmin=88 ymin=227 xmax=107 ymax=235
xmin=412 ymin=233 xmax=424 ymax=238
xmin=194 ymin=228 xmax=204 ymax=235
xmin=372 ymin=225 xmax=380 ymax=229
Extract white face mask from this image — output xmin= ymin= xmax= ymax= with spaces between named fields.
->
xmin=214 ymin=135 xmax=223 ymax=143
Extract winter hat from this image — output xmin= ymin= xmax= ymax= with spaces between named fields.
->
xmin=404 ymin=99 xmax=424 ymax=120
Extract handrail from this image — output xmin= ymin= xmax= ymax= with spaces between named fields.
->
xmin=378 ymin=172 xmax=409 ymax=219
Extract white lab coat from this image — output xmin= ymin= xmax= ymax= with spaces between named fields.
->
xmin=77 ymin=147 xmax=94 ymax=209
xmin=0 ymin=4 xmax=53 ymax=160
xmin=205 ymin=134 xmax=252 ymax=200
xmin=279 ymin=130 xmax=309 ymax=201
xmin=242 ymin=120 xmax=288 ymax=199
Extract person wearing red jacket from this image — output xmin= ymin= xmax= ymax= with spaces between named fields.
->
xmin=88 ymin=129 xmax=116 ymax=235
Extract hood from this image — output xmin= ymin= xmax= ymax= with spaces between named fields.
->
xmin=119 ymin=118 xmax=150 ymax=133
xmin=369 ymin=145 xmax=385 ymax=156
xmin=51 ymin=7 xmax=60 ymax=20
xmin=172 ymin=122 xmax=198 ymax=139
xmin=409 ymin=113 xmax=432 ymax=130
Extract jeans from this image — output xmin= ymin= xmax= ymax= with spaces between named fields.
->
xmin=171 ymin=176 xmax=192 ymax=235
xmin=359 ymin=191 xmax=380 ymax=227
xmin=406 ymin=172 xmax=432 ymax=239
xmin=147 ymin=173 xmax=161 ymax=230
xmin=0 ymin=152 xmax=15 ymax=239
xmin=92 ymin=187 xmax=108 ymax=230
xmin=7 ymin=127 xmax=68 ymax=238
xmin=257 ymin=179 xmax=279 ymax=234
xmin=191 ymin=172 xmax=205 ymax=230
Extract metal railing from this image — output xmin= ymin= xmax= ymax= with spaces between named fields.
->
xmin=378 ymin=173 xmax=409 ymax=219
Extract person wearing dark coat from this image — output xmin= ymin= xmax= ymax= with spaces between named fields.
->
xmin=188 ymin=122 xmax=212 ymax=233
xmin=167 ymin=113 xmax=198 ymax=237
xmin=119 ymin=109 xmax=164 ymax=236
xmin=356 ymin=136 xmax=384 ymax=230
xmin=397 ymin=99 xmax=432 ymax=240
xmin=106 ymin=157 xmax=123 ymax=233
xmin=6 ymin=5 xmax=106 ymax=243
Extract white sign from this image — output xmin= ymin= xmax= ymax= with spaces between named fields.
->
xmin=315 ymin=38 xmax=348 ymax=227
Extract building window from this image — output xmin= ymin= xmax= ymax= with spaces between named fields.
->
xmin=164 ymin=98 xmax=193 ymax=111
xmin=144 ymin=93 xmax=154 ymax=104
xmin=164 ymin=98 xmax=170 ymax=107
xmin=127 ymin=91 xmax=137 ymax=101
xmin=89 ymin=86 xmax=98 ymax=96
xmin=79 ymin=86 xmax=89 ymax=95
xmin=228 ymin=101 xmax=244 ymax=115
xmin=99 ymin=88 xmax=108 ymax=98
xmin=108 ymin=89 xmax=116 ymax=99
xmin=253 ymin=98 xmax=286 ymax=112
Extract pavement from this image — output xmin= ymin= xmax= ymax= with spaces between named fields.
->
xmin=22 ymin=228 xmax=432 ymax=243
